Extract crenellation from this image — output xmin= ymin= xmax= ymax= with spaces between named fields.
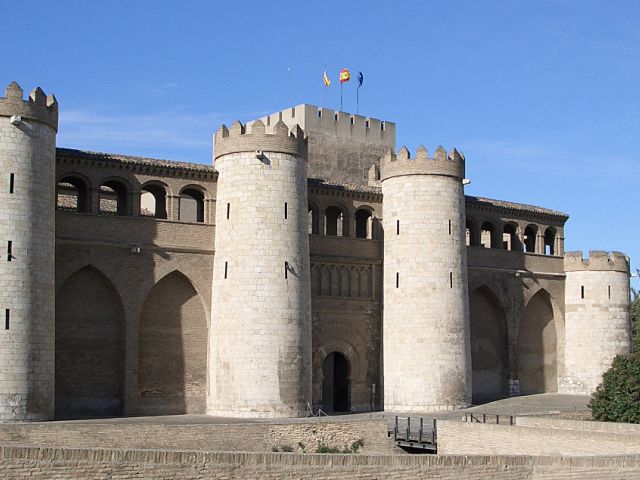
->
xmin=564 ymin=250 xmax=629 ymax=273
xmin=380 ymin=144 xmax=465 ymax=181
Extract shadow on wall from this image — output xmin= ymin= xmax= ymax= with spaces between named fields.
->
xmin=138 ymin=271 xmax=207 ymax=415
xmin=468 ymin=250 xmax=560 ymax=405
xmin=55 ymin=267 xmax=125 ymax=419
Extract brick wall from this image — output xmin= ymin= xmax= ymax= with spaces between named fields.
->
xmin=0 ymin=419 xmax=395 ymax=455
xmin=1 ymin=446 xmax=640 ymax=479
xmin=438 ymin=419 xmax=640 ymax=456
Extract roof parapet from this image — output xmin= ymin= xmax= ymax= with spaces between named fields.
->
xmin=564 ymin=250 xmax=630 ymax=273
xmin=0 ymin=81 xmax=58 ymax=131
xmin=380 ymin=145 xmax=465 ymax=181
xmin=214 ymin=119 xmax=307 ymax=160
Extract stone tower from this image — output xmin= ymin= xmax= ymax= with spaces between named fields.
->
xmin=0 ymin=82 xmax=58 ymax=421
xmin=561 ymin=251 xmax=631 ymax=394
xmin=208 ymin=120 xmax=312 ymax=417
xmin=381 ymin=146 xmax=471 ymax=411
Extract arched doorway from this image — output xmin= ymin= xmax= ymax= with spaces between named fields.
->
xmin=55 ymin=266 xmax=124 ymax=419
xmin=470 ymin=287 xmax=508 ymax=403
xmin=517 ymin=290 xmax=558 ymax=394
xmin=322 ymin=352 xmax=350 ymax=412
xmin=138 ymin=271 xmax=208 ymax=414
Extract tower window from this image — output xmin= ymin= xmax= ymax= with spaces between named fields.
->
xmin=396 ymin=220 xmax=400 ymax=235
xmin=7 ymin=241 xmax=12 ymax=262
xmin=224 ymin=261 xmax=228 ymax=279
xmin=318 ymin=109 xmax=322 ymax=118
xmin=284 ymin=261 xmax=289 ymax=279
xmin=4 ymin=309 xmax=8 ymax=330
xmin=226 ymin=203 xmax=230 ymax=220
xmin=396 ymin=272 xmax=399 ymax=288
xmin=608 ymin=285 xmax=611 ymax=299
xmin=449 ymin=220 xmax=452 ymax=235
xmin=284 ymin=202 xmax=288 ymax=220
xmin=9 ymin=174 xmax=14 ymax=194
xmin=581 ymin=286 xmax=584 ymax=299
xmin=450 ymin=272 xmax=453 ymax=288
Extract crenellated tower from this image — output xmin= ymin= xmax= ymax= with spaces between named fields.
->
xmin=0 ymin=82 xmax=58 ymax=421
xmin=381 ymin=145 xmax=471 ymax=411
xmin=561 ymin=251 xmax=631 ymax=394
xmin=208 ymin=120 xmax=312 ymax=417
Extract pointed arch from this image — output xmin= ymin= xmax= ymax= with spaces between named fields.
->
xmin=138 ymin=270 xmax=208 ymax=414
xmin=518 ymin=288 xmax=558 ymax=394
xmin=470 ymin=286 xmax=508 ymax=403
xmin=55 ymin=266 xmax=125 ymax=419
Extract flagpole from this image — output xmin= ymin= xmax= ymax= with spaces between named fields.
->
xmin=340 ymin=82 xmax=343 ymax=111
xmin=323 ymin=64 xmax=327 ymax=107
xmin=357 ymin=85 xmax=359 ymax=114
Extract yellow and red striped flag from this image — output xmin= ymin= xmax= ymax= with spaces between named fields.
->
xmin=339 ymin=68 xmax=351 ymax=84
xmin=323 ymin=68 xmax=331 ymax=87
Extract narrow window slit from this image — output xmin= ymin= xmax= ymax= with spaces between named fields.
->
xmin=448 ymin=220 xmax=452 ymax=235
xmin=9 ymin=174 xmax=14 ymax=194
xmin=224 ymin=261 xmax=228 ymax=279
xmin=7 ymin=241 xmax=12 ymax=262
xmin=284 ymin=202 xmax=288 ymax=220
xmin=396 ymin=220 xmax=400 ymax=235
xmin=4 ymin=310 xmax=8 ymax=330
xmin=581 ymin=286 xmax=584 ymax=299
xmin=450 ymin=272 xmax=453 ymax=288
xmin=284 ymin=261 xmax=289 ymax=279
xmin=608 ymin=285 xmax=611 ymax=299
xmin=395 ymin=272 xmax=399 ymax=288
xmin=226 ymin=203 xmax=230 ymax=220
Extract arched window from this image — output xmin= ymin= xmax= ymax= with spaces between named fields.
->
xmin=99 ymin=179 xmax=129 ymax=216
xmin=502 ymin=223 xmax=520 ymax=251
xmin=466 ymin=217 xmax=479 ymax=246
xmin=355 ymin=208 xmax=376 ymax=239
xmin=324 ymin=206 xmax=347 ymax=237
xmin=524 ymin=224 xmax=538 ymax=253
xmin=179 ymin=188 xmax=205 ymax=223
xmin=140 ymin=183 xmax=167 ymax=219
xmin=544 ymin=227 xmax=557 ymax=256
xmin=308 ymin=203 xmax=320 ymax=234
xmin=56 ymin=176 xmax=89 ymax=213
xmin=481 ymin=221 xmax=495 ymax=249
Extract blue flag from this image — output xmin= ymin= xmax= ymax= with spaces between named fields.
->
xmin=357 ymin=71 xmax=363 ymax=86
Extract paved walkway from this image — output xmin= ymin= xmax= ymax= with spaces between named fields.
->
xmin=47 ymin=393 xmax=591 ymax=426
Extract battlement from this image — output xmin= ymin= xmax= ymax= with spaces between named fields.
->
xmin=380 ymin=145 xmax=465 ymax=181
xmin=213 ymin=119 xmax=308 ymax=160
xmin=251 ymin=104 xmax=395 ymax=148
xmin=0 ymin=82 xmax=58 ymax=131
xmin=564 ymin=250 xmax=630 ymax=273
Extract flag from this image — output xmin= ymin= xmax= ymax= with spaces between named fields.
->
xmin=357 ymin=71 xmax=363 ymax=86
xmin=339 ymin=68 xmax=351 ymax=84
xmin=323 ymin=69 xmax=331 ymax=87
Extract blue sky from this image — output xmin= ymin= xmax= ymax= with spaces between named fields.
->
xmin=3 ymin=1 xmax=638 ymax=288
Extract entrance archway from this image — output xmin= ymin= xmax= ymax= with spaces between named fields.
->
xmin=322 ymin=352 xmax=350 ymax=412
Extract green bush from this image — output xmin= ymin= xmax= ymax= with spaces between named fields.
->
xmin=589 ymin=352 xmax=640 ymax=423
xmin=631 ymin=292 xmax=639 ymax=351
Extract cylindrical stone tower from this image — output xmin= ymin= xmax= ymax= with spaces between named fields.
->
xmin=561 ymin=251 xmax=631 ymax=394
xmin=0 ymin=82 xmax=58 ymax=421
xmin=208 ymin=119 xmax=312 ymax=417
xmin=381 ymin=145 xmax=471 ymax=411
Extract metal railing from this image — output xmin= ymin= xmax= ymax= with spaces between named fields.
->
xmin=463 ymin=413 xmax=514 ymax=425
xmin=391 ymin=416 xmax=437 ymax=445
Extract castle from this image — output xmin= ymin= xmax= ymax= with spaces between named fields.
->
xmin=0 ymin=83 xmax=632 ymax=421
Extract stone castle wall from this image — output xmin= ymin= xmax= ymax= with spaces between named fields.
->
xmin=209 ymin=121 xmax=312 ymax=417
xmin=0 ymin=84 xmax=58 ymax=421
xmin=381 ymin=147 xmax=471 ymax=411
xmin=561 ymin=251 xmax=631 ymax=394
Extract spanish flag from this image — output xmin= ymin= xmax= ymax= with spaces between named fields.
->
xmin=339 ymin=68 xmax=351 ymax=84
xmin=323 ymin=69 xmax=331 ymax=87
